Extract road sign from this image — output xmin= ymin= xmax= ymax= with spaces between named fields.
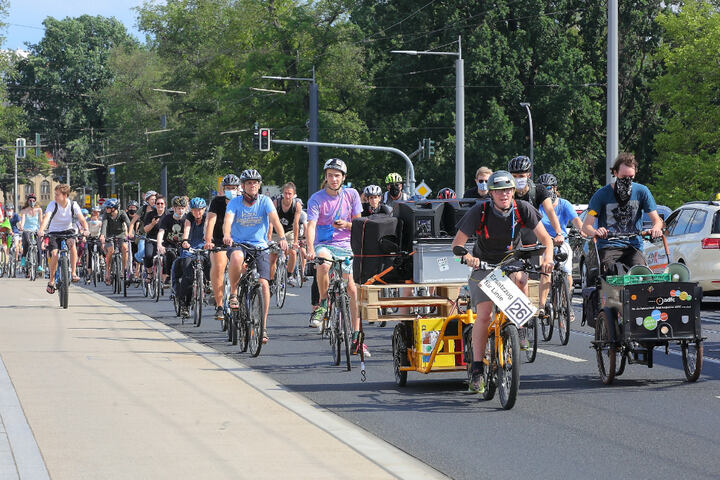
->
xmin=415 ymin=181 xmax=431 ymax=198
xmin=84 ymin=195 xmax=91 ymax=207
xmin=109 ymin=167 xmax=115 ymax=175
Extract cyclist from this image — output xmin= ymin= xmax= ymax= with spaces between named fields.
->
xmin=537 ymin=173 xmax=584 ymax=321
xmin=19 ymin=194 xmax=43 ymax=273
xmin=382 ymin=172 xmax=409 ymax=209
xmin=37 ymin=184 xmax=89 ymax=293
xmin=306 ymin=158 xmax=369 ymax=356
xmin=99 ymin=198 xmax=130 ymax=285
xmin=158 ymin=196 xmax=187 ymax=289
xmin=463 ymin=166 xmax=492 ymax=199
xmin=125 ymin=200 xmax=142 ymax=280
xmin=268 ymin=182 xmax=302 ymax=287
xmin=437 ymin=188 xmax=456 ymax=199
xmin=5 ymin=205 xmax=21 ymax=266
xmin=205 ymin=174 xmax=241 ymax=321
xmin=85 ymin=206 xmax=103 ymax=273
xmin=581 ymin=152 xmax=663 ymax=276
xmin=507 ymin=155 xmax=563 ymax=316
xmin=223 ymin=169 xmax=287 ymax=345
xmin=142 ymin=194 xmax=168 ymax=284
xmin=361 ymin=185 xmax=392 ymax=216
xmin=128 ymin=191 xmax=157 ymax=266
xmin=451 ymin=171 xmax=554 ymax=393
xmin=176 ymin=197 xmax=209 ymax=318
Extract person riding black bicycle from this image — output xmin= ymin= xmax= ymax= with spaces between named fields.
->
xmin=581 ymin=153 xmax=663 ymax=277
xmin=451 ymin=171 xmax=554 ymax=394
xmin=176 ymin=197 xmax=210 ymax=318
xmin=99 ymin=198 xmax=130 ymax=286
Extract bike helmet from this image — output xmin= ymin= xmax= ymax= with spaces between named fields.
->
xmin=240 ymin=169 xmax=262 ymax=183
xmin=385 ymin=172 xmax=402 ymax=184
xmin=323 ymin=158 xmax=347 ymax=175
xmin=437 ymin=188 xmax=456 ymax=199
xmin=537 ymin=173 xmax=557 ymax=187
xmin=127 ymin=200 xmax=140 ymax=209
xmin=221 ymin=174 xmax=241 ymax=187
xmin=508 ymin=155 xmax=532 ymax=173
xmin=487 ymin=170 xmax=516 ymax=190
xmin=104 ymin=198 xmax=119 ymax=209
xmin=80 ymin=208 xmax=89 ymax=215
xmin=363 ymin=185 xmax=382 ymax=197
xmin=190 ymin=197 xmax=207 ymax=209
xmin=92 ymin=205 xmax=102 ymax=212
xmin=171 ymin=195 xmax=188 ymax=207
xmin=144 ymin=190 xmax=158 ymax=201
xmin=27 ymin=193 xmax=36 ymax=200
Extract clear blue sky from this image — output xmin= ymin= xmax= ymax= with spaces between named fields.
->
xmin=3 ymin=0 xmax=151 ymax=51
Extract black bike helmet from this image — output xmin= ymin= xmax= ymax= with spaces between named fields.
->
xmin=222 ymin=174 xmax=241 ymax=187
xmin=537 ymin=173 xmax=557 ymax=187
xmin=508 ymin=155 xmax=532 ymax=173
xmin=240 ymin=169 xmax=262 ymax=183
xmin=127 ymin=200 xmax=140 ymax=209
xmin=171 ymin=196 xmax=188 ymax=208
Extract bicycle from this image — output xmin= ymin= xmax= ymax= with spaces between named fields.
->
xmin=231 ymin=243 xmax=271 ymax=357
xmin=540 ymin=246 xmax=572 ymax=345
xmin=108 ymin=237 xmax=125 ymax=295
xmin=0 ymin=237 xmax=6 ymax=277
xmin=86 ymin=238 xmax=103 ymax=287
xmin=455 ymin=244 xmax=545 ymax=410
xmin=269 ymin=244 xmax=288 ymax=308
xmin=47 ymin=233 xmax=77 ymax=309
xmin=7 ymin=234 xmax=20 ymax=278
xmin=315 ymin=255 xmax=355 ymax=372
xmin=25 ymin=232 xmax=39 ymax=282
xmin=291 ymin=242 xmax=304 ymax=288
xmin=184 ymin=247 xmax=214 ymax=327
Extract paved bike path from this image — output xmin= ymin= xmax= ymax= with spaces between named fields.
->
xmin=0 ymin=279 xmax=445 ymax=479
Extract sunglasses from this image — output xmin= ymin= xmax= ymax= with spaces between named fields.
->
xmin=156 ymin=202 xmax=166 ymax=206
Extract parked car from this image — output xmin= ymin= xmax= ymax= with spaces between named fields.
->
xmin=644 ymin=199 xmax=720 ymax=296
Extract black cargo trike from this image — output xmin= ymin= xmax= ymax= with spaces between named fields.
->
xmin=581 ymin=232 xmax=704 ymax=384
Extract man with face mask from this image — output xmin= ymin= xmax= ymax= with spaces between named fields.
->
xmin=382 ymin=172 xmax=408 ymax=209
xmin=582 ymin=152 xmax=663 ymax=276
xmin=463 ymin=166 xmax=493 ymax=199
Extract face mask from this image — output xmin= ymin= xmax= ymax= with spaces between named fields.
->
xmin=550 ymin=191 xmax=558 ymax=202
xmin=389 ymin=184 xmax=401 ymax=196
xmin=127 ymin=210 xmax=137 ymax=216
xmin=29 ymin=200 xmax=36 ymax=206
xmin=489 ymin=197 xmax=513 ymax=217
xmin=224 ymin=190 xmax=238 ymax=200
xmin=514 ymin=177 xmax=528 ymax=190
xmin=614 ymin=177 xmax=633 ymax=202
xmin=477 ymin=181 xmax=488 ymax=191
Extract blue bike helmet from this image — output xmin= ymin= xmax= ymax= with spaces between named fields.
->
xmin=81 ymin=208 xmax=89 ymax=215
xmin=104 ymin=198 xmax=120 ymax=209
xmin=190 ymin=197 xmax=207 ymax=209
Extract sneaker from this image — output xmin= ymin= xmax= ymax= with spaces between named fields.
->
xmin=20 ymin=257 xmax=26 ymax=267
xmin=37 ymin=265 xmax=44 ymax=273
xmin=310 ymin=306 xmax=326 ymax=328
xmin=287 ymin=276 xmax=297 ymax=287
xmin=361 ymin=343 xmax=371 ymax=358
xmin=215 ymin=306 xmax=224 ymax=320
xmin=179 ymin=306 xmax=189 ymax=318
xmin=569 ymin=309 xmax=576 ymax=322
xmin=519 ymin=336 xmax=530 ymax=351
xmin=468 ymin=367 xmax=485 ymax=394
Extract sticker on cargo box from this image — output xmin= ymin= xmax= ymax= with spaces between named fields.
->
xmin=479 ymin=267 xmax=537 ymax=327
xmin=437 ymin=256 xmax=450 ymax=272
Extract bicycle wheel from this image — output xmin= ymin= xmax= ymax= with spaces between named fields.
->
xmin=328 ymin=302 xmax=340 ymax=365
xmin=482 ymin=332 xmax=497 ymax=401
xmin=8 ymin=249 xmax=15 ymax=278
xmin=595 ymin=311 xmax=617 ymax=385
xmin=91 ymin=254 xmax=98 ymax=287
xmin=557 ymin=276 xmax=571 ymax=346
xmin=523 ymin=317 xmax=538 ymax=363
xmin=338 ymin=293 xmax=353 ymax=371
xmin=247 ymin=285 xmax=264 ymax=357
xmin=542 ymin=283 xmax=556 ymax=342
xmin=230 ymin=308 xmax=239 ymax=346
xmin=497 ymin=323 xmax=520 ymax=410
xmin=193 ymin=269 xmax=203 ymax=327
xmin=237 ymin=291 xmax=248 ymax=351
xmin=29 ymin=250 xmax=37 ymax=282
xmin=392 ymin=323 xmax=409 ymax=386
xmin=59 ymin=256 xmax=70 ymax=309
xmin=153 ymin=258 xmax=162 ymax=302
xmin=114 ymin=257 xmax=123 ymax=294
xmin=0 ymin=249 xmax=6 ymax=277
xmin=275 ymin=263 xmax=287 ymax=308
xmin=123 ymin=260 xmax=128 ymax=297
xmin=682 ymin=341 xmax=703 ymax=382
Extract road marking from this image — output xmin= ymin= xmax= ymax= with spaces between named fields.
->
xmin=537 ymin=348 xmax=587 ymax=362
xmin=716 ymin=396 xmax=720 ymax=400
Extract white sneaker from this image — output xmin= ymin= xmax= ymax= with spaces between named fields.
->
xmin=288 ymin=277 xmax=297 ymax=287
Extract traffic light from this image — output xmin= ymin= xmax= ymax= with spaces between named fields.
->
xmin=15 ymin=138 xmax=25 ymax=158
xmin=259 ymin=127 xmax=271 ymax=151
xmin=252 ymin=122 xmax=259 ymax=150
xmin=423 ymin=138 xmax=435 ymax=160
xmin=35 ymin=133 xmax=41 ymax=156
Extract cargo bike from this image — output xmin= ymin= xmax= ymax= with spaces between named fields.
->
xmin=582 ymin=232 xmax=704 ymax=384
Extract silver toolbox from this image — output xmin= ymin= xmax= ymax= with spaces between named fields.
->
xmin=412 ymin=242 xmax=473 ymax=284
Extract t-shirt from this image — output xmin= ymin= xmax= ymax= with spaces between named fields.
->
xmin=45 ymin=200 xmax=83 ymax=233
xmin=101 ymin=211 xmax=130 ymax=237
xmin=587 ymin=182 xmax=657 ymax=250
xmin=143 ymin=210 xmax=167 ymax=239
xmin=382 ymin=191 xmax=409 ymax=210
xmin=208 ymin=196 xmax=228 ymax=244
xmin=307 ymin=188 xmax=362 ymax=250
xmin=9 ymin=213 xmax=20 ymax=234
xmin=185 ymin=213 xmax=206 ymax=249
xmin=456 ymin=199 xmax=540 ymax=264
xmin=462 ymin=187 xmax=489 ymax=200
xmin=539 ymin=198 xmax=578 ymax=237
xmin=159 ymin=213 xmax=186 ymax=247
xmin=515 ymin=181 xmax=550 ymax=246
xmin=87 ymin=219 xmax=102 ymax=237
xmin=226 ymin=194 xmax=275 ymax=248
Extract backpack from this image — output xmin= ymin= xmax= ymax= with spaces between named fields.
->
xmin=474 ymin=199 xmax=526 ymax=243
xmin=524 ymin=180 xmax=538 ymax=208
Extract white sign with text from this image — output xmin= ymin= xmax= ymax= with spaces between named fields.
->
xmin=479 ymin=268 xmax=537 ymax=327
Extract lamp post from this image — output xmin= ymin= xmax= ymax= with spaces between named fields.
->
xmin=262 ymin=67 xmax=319 ymax=196
xmin=519 ymin=102 xmax=534 ymax=178
xmin=392 ymin=36 xmax=465 ymax=194
xmin=607 ymin=0 xmax=619 ymax=185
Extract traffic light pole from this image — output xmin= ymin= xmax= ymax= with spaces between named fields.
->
xmin=271 ymin=139 xmax=416 ymax=195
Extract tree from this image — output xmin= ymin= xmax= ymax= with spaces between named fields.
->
xmin=650 ymin=0 xmax=720 ymax=207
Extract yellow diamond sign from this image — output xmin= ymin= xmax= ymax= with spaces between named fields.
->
xmin=415 ymin=181 xmax=431 ymax=198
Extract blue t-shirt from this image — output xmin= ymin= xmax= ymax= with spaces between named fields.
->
xmin=226 ymin=195 xmax=274 ymax=248
xmin=9 ymin=214 xmax=20 ymax=234
xmin=539 ymin=198 xmax=577 ymax=237
xmin=587 ymin=182 xmax=657 ymax=250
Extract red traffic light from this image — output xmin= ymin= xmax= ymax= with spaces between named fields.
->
xmin=261 ymin=130 xmax=268 ymax=137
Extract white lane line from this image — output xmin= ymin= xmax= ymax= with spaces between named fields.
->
xmin=716 ymin=396 xmax=720 ymax=400
xmin=82 ymin=289 xmax=448 ymax=480
xmin=537 ymin=348 xmax=587 ymax=363
xmin=0 ymin=354 xmax=50 ymax=480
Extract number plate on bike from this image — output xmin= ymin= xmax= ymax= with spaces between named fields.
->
xmin=479 ymin=268 xmax=537 ymax=327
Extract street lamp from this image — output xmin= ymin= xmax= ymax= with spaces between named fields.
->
xmin=262 ymin=67 xmax=319 ymax=195
xmin=392 ymin=36 xmax=465 ymax=194
xmin=519 ymin=102 xmax=534 ymax=178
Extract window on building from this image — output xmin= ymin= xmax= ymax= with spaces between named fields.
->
xmin=24 ymin=184 xmax=34 ymax=195
xmin=41 ymin=180 xmax=50 ymax=194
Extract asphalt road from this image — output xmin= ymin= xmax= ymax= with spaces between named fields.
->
xmin=78 ymin=279 xmax=720 ymax=480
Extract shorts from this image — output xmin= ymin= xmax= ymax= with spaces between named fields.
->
xmin=468 ymin=269 xmax=493 ymax=306
xmin=315 ymin=244 xmax=353 ymax=275
xmin=104 ymin=236 xmax=127 ymax=249
xmin=227 ymin=244 xmax=271 ymax=280
xmin=271 ymin=231 xmax=294 ymax=244
xmin=547 ymin=242 xmax=573 ymax=274
xmin=47 ymin=230 xmax=76 ymax=251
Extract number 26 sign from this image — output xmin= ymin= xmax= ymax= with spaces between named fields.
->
xmin=479 ymin=268 xmax=537 ymax=327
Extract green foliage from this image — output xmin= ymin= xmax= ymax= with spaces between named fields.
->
xmin=651 ymin=0 xmax=720 ymax=208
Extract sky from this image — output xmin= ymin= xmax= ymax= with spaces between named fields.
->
xmin=3 ymin=0 xmax=152 ymax=51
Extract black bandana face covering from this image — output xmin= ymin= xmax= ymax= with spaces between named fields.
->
xmin=614 ymin=177 xmax=633 ymax=203
xmin=389 ymin=184 xmax=401 ymax=197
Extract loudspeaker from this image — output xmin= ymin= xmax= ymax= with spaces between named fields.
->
xmin=664 ymin=262 xmax=691 ymax=282
xmin=627 ymin=265 xmax=652 ymax=276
